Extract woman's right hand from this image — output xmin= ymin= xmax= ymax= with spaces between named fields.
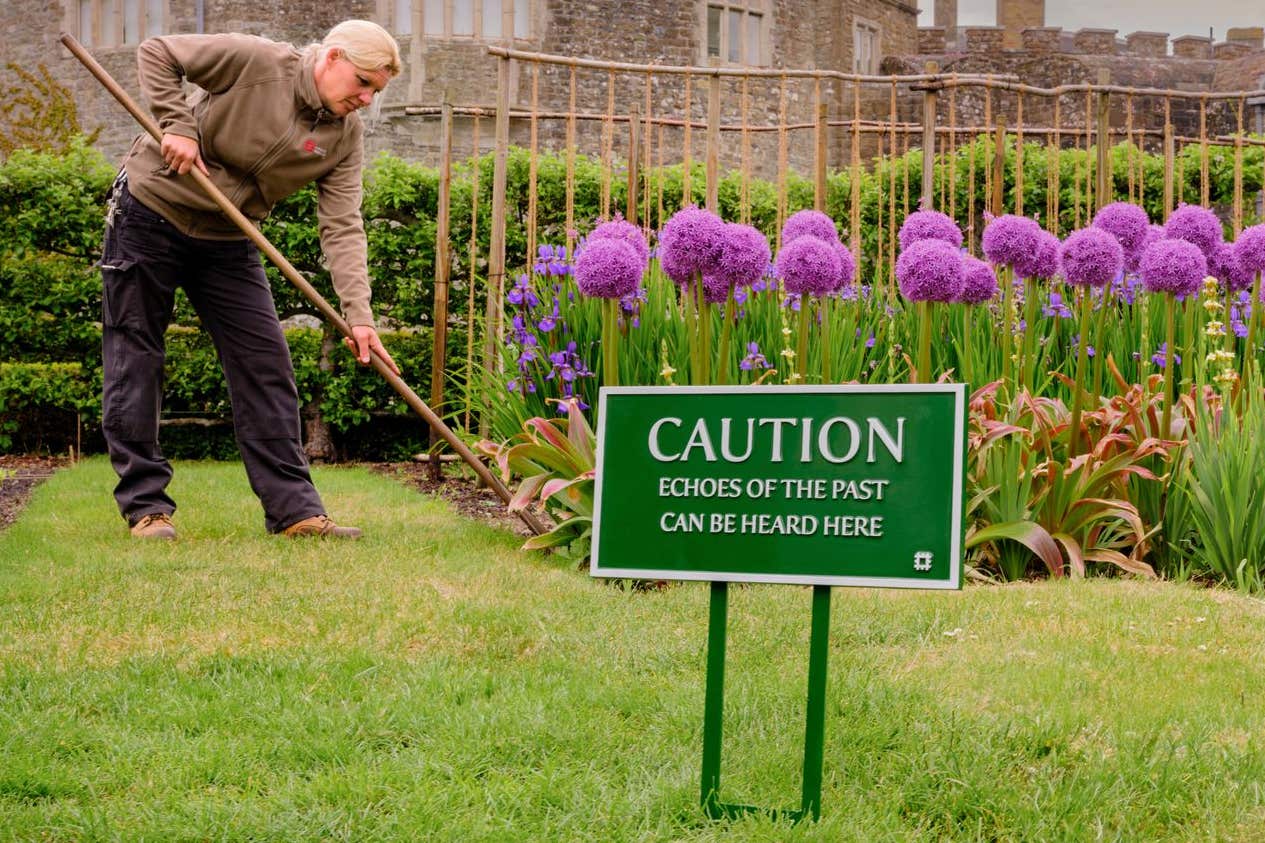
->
xmin=160 ymin=133 xmax=209 ymax=176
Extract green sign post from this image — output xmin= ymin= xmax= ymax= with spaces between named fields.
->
xmin=591 ymin=384 xmax=966 ymax=820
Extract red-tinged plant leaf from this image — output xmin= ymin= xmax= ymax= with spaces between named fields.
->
xmin=1084 ymin=548 xmax=1156 ymax=578
xmin=1068 ymin=498 xmax=1145 ymax=539
xmin=562 ymin=398 xmax=596 ymax=466
xmin=509 ymin=473 xmax=549 ymax=512
xmin=522 ymin=517 xmax=590 ymax=551
xmin=1051 ymin=531 xmax=1086 ymax=578
xmin=540 ymin=474 xmax=595 ymax=516
xmin=1106 ymin=353 xmax=1130 ymax=392
xmin=524 ymin=416 xmax=578 ymax=456
xmin=1115 ymin=464 xmax=1161 ymax=482
xmin=506 ymin=441 xmax=581 ymax=477
xmin=976 ymin=422 xmax=1030 ymax=449
xmin=966 ymin=520 xmax=1064 ymax=578
xmin=474 ymin=438 xmax=514 ymax=479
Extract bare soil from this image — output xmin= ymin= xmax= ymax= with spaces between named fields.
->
xmin=0 ymin=455 xmax=70 ymax=531
xmin=0 ymin=456 xmax=532 ymax=537
xmin=369 ymin=461 xmax=536 ymax=537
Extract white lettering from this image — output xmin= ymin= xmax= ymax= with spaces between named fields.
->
xmin=648 ymin=417 xmax=683 ymax=461
xmin=818 ymin=416 xmax=862 ymax=464
xmin=719 ymin=417 xmax=755 ymax=462
xmin=758 ymin=417 xmax=797 ymax=462
xmin=680 ymin=418 xmax=718 ymax=462
xmin=867 ymin=417 xmax=905 ymax=463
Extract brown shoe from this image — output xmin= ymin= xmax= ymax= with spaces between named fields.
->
xmin=130 ymin=512 xmax=176 ymax=540
xmin=281 ymin=515 xmax=362 ymax=539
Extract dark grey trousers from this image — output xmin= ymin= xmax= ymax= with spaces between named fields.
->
xmin=100 ymin=176 xmax=325 ymax=533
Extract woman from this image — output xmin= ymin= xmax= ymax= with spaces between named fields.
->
xmin=101 ymin=20 xmax=401 ymax=539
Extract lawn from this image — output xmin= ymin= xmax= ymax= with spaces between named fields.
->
xmin=2 ymin=458 xmax=1265 ymax=841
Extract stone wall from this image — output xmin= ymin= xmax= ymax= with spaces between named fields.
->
xmin=5 ymin=0 xmax=918 ymax=179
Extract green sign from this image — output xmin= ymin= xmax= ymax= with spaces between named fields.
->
xmin=592 ymin=384 xmax=966 ymax=589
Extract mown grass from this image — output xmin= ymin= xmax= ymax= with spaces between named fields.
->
xmin=2 ymin=458 xmax=1265 ymax=841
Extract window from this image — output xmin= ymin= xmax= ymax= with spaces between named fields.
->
xmin=1253 ymin=76 xmax=1265 ymax=136
xmin=72 ymin=0 xmax=163 ymax=47
xmin=703 ymin=1 xmax=766 ymax=66
xmin=386 ymin=0 xmax=530 ymax=39
xmin=853 ymin=18 xmax=881 ymax=74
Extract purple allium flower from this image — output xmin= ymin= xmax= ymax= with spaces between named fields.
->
xmin=1016 ymin=230 xmax=1060 ymax=280
xmin=957 ymin=255 xmax=998 ymax=304
xmin=982 ymin=214 xmax=1044 ymax=268
xmin=831 ymin=242 xmax=858 ymax=293
xmin=781 ymin=209 xmax=840 ymax=246
xmin=896 ymin=239 xmax=965 ymax=303
xmin=897 ymin=210 xmax=963 ymax=252
xmin=714 ymin=223 xmax=772 ymax=291
xmin=1164 ymin=204 xmax=1223 ymax=258
xmin=1210 ymin=241 xmax=1254 ymax=292
xmin=701 ymin=273 xmax=733 ymax=304
xmin=1139 ymin=237 xmax=1208 ymax=298
xmin=1059 ymin=227 xmax=1124 ymax=288
xmin=657 ymin=206 xmax=726 ymax=285
xmin=589 ymin=218 xmax=649 ymax=268
xmin=1093 ymin=202 xmax=1150 ymax=259
xmin=1233 ymin=224 xmax=1265 ymax=275
xmin=574 ymin=238 xmax=643 ymax=299
xmin=775 ymin=235 xmax=843 ymax=297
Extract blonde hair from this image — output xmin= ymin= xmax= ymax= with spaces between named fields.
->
xmin=322 ymin=20 xmax=401 ymax=77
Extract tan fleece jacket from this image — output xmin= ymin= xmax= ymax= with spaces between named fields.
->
xmin=123 ymin=33 xmax=375 ymax=327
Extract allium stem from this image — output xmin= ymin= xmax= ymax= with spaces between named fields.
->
xmin=1182 ymin=293 xmax=1198 ymax=393
xmin=1068 ymin=288 xmax=1092 ymax=458
xmin=916 ymin=301 xmax=932 ymax=384
xmin=686 ymin=273 xmax=701 ymax=385
xmin=797 ymin=298 xmax=811 ymax=382
xmin=603 ymin=298 xmax=620 ymax=387
xmin=717 ymin=292 xmax=734 ymax=386
xmin=703 ymin=288 xmax=713 ymax=384
xmin=820 ymin=297 xmax=833 ymax=384
xmin=1000 ymin=264 xmax=1014 ymax=393
xmin=1244 ymin=272 xmax=1263 ymax=385
xmin=1090 ymin=289 xmax=1106 ymax=407
xmin=1022 ymin=276 xmax=1038 ymax=391
xmin=1161 ymin=297 xmax=1177 ymax=440
xmin=961 ymin=306 xmax=974 ymax=386
xmin=1224 ymin=289 xmax=1236 ymax=355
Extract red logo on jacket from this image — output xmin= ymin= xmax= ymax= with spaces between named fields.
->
xmin=302 ymin=138 xmax=327 ymax=157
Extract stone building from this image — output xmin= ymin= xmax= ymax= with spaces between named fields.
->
xmin=3 ymin=0 xmax=920 ymax=176
xmin=912 ymin=0 xmax=1265 ymax=147
xmin=3 ymin=0 xmax=1261 ymax=183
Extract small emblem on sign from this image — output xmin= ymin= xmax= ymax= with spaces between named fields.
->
xmin=913 ymin=551 xmax=933 ymax=572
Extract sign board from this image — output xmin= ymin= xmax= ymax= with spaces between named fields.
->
xmin=591 ymin=384 xmax=966 ymax=589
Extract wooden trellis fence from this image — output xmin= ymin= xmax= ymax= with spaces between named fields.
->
xmin=411 ymin=47 xmax=1265 ymax=437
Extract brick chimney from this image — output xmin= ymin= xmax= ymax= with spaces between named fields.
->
xmin=934 ymin=0 xmax=958 ymax=47
xmin=996 ymin=0 xmax=1044 ymax=50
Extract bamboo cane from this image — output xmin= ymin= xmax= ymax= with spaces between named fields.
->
xmin=59 ymin=32 xmax=547 ymax=537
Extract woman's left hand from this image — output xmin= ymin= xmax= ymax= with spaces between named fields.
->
xmin=345 ymin=325 xmax=400 ymax=375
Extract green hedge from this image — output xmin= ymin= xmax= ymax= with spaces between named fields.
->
xmin=0 ymin=327 xmax=461 ymax=459
xmin=2 ymin=134 xmax=1261 ymax=456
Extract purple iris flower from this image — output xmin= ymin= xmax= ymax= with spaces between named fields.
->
xmin=1151 ymin=342 xmax=1180 ymax=368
